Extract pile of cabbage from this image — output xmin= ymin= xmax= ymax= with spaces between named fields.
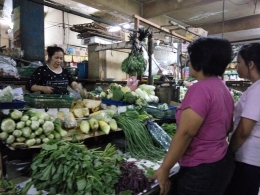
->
xmin=0 ymin=109 xmax=67 ymax=147
xmin=100 ymin=83 xmax=159 ymax=106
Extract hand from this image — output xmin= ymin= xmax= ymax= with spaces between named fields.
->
xmin=152 ymin=167 xmax=171 ymax=195
xmin=41 ymin=86 xmax=54 ymax=94
xmin=77 ymin=88 xmax=88 ymax=99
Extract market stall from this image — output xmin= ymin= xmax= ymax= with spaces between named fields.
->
xmin=0 ymin=82 xmax=179 ymax=195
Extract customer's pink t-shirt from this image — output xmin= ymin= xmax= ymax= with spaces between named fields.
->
xmin=233 ymin=79 xmax=260 ymax=167
xmin=176 ymin=77 xmax=234 ymax=167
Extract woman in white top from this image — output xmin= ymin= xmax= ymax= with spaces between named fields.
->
xmin=226 ymin=43 xmax=260 ymax=195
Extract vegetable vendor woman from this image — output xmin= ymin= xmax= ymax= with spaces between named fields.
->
xmin=26 ymin=46 xmax=85 ymax=95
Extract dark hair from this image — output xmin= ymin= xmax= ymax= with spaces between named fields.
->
xmin=46 ymin=46 xmax=64 ymax=60
xmin=187 ymin=37 xmax=233 ymax=76
xmin=238 ymin=43 xmax=260 ymax=72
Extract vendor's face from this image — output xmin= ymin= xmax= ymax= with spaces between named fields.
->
xmin=49 ymin=51 xmax=64 ymax=69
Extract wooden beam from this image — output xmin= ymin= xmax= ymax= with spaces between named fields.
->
xmin=95 ymin=41 xmax=132 ymax=52
xmin=133 ymin=15 xmax=191 ymax=42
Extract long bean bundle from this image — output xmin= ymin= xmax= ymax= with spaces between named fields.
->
xmin=114 ymin=116 xmax=165 ymax=161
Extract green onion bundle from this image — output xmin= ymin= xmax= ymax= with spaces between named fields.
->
xmin=114 ymin=116 xmax=165 ymax=161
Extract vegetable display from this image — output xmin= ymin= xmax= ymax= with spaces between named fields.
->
xmin=114 ymin=115 xmax=165 ymax=161
xmin=100 ymin=83 xmax=159 ymax=106
xmin=0 ymin=109 xmax=67 ymax=147
xmin=23 ymin=140 xmax=123 ymax=195
xmin=115 ymin=161 xmax=151 ymax=195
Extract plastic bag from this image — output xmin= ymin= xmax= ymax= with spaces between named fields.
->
xmin=69 ymin=84 xmax=88 ymax=100
xmin=0 ymin=62 xmax=19 ymax=78
xmin=0 ymin=86 xmax=14 ymax=102
xmin=5 ymin=160 xmax=31 ymax=180
xmin=27 ymin=61 xmax=43 ymax=68
xmin=147 ymin=120 xmax=172 ymax=151
xmin=59 ymin=108 xmax=77 ymax=129
xmin=126 ymin=76 xmax=139 ymax=91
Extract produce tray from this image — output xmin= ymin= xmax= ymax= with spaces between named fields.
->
xmin=101 ymin=99 xmax=131 ymax=106
xmin=24 ymin=94 xmax=73 ymax=108
xmin=0 ymin=99 xmax=26 ymax=109
xmin=143 ymin=103 xmax=178 ymax=120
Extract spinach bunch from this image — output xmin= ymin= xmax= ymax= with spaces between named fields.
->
xmin=121 ymin=52 xmax=146 ymax=76
xmin=23 ymin=140 xmax=123 ymax=195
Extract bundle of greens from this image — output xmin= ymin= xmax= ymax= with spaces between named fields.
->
xmin=121 ymin=52 xmax=146 ymax=76
xmin=22 ymin=141 xmax=123 ymax=195
xmin=161 ymin=123 xmax=177 ymax=137
xmin=0 ymin=178 xmax=21 ymax=194
xmin=120 ymin=106 xmax=152 ymax=122
xmin=114 ymin=116 xmax=165 ymax=161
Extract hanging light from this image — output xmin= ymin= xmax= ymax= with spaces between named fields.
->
xmin=108 ymin=26 xmax=121 ymax=32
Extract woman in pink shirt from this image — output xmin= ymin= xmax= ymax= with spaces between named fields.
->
xmin=153 ymin=37 xmax=235 ymax=195
xmin=226 ymin=43 xmax=260 ymax=195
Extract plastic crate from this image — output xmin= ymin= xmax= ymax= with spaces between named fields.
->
xmin=24 ymin=94 xmax=73 ymax=108
xmin=143 ymin=103 xmax=178 ymax=120
xmin=18 ymin=67 xmax=37 ymax=77
xmin=101 ymin=99 xmax=131 ymax=106
xmin=0 ymin=99 xmax=26 ymax=109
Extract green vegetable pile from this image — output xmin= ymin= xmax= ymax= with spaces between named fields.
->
xmin=121 ymin=52 xmax=146 ymax=76
xmin=161 ymin=123 xmax=177 ymax=137
xmin=0 ymin=109 xmax=67 ymax=147
xmin=23 ymin=140 xmax=123 ymax=195
xmin=100 ymin=84 xmax=141 ymax=105
xmin=120 ymin=106 xmax=152 ymax=122
xmin=0 ymin=178 xmax=21 ymax=194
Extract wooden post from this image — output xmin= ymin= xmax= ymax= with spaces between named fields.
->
xmin=0 ymin=152 xmax=2 ymax=179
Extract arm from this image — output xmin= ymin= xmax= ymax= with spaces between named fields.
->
xmin=70 ymin=81 xmax=80 ymax=90
xmin=30 ymin=85 xmax=53 ymax=94
xmin=226 ymin=119 xmax=234 ymax=142
xmin=229 ymin=117 xmax=256 ymax=152
xmin=154 ymin=108 xmax=204 ymax=195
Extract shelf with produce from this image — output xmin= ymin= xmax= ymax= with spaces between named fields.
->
xmin=9 ymin=126 xmax=122 ymax=149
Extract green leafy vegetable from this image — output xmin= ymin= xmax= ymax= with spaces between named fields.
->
xmin=161 ymin=123 xmax=177 ymax=137
xmin=121 ymin=52 xmax=146 ymax=76
xmin=26 ymin=140 xmax=123 ymax=195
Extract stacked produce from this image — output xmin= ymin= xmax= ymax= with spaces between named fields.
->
xmin=100 ymin=83 xmax=159 ymax=106
xmin=0 ymin=109 xmax=67 ymax=147
xmin=22 ymin=141 xmax=123 ymax=195
xmin=135 ymin=84 xmax=159 ymax=103
xmin=79 ymin=110 xmax=118 ymax=135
